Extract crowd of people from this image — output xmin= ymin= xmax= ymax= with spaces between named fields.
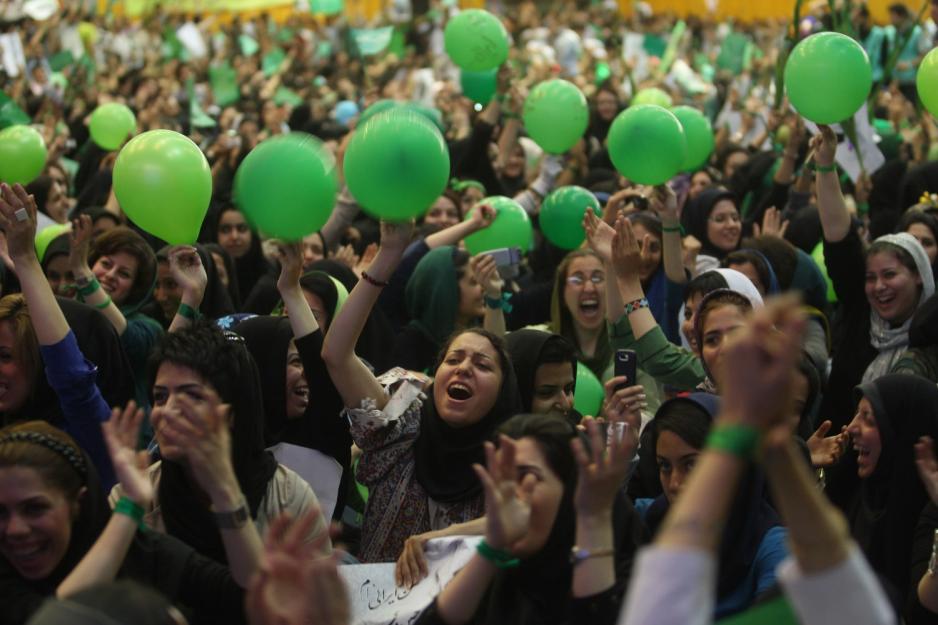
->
xmin=3 ymin=0 xmax=938 ymax=624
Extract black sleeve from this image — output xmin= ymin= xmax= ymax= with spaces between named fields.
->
xmin=565 ymin=583 xmax=625 ymax=625
xmin=823 ymin=225 xmax=867 ymax=309
xmin=505 ymin=281 xmax=554 ymax=330
xmin=177 ymin=550 xmax=248 ymax=625
xmin=451 ymin=119 xmax=503 ymax=197
xmin=612 ymin=490 xmax=648 ymax=587
xmin=905 ymin=502 xmax=938 ymax=624
xmin=242 ymin=273 xmax=281 ymax=315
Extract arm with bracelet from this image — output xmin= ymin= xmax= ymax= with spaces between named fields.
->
xmin=811 ymin=125 xmax=852 ymax=243
xmin=472 ymin=254 xmax=508 ymax=339
xmin=650 ymin=184 xmax=689 ymax=285
xmin=166 ymin=246 xmax=207 ymax=333
xmin=69 ymin=214 xmax=128 ymax=335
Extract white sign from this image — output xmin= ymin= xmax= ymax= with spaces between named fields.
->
xmin=339 ymin=536 xmax=482 ymax=625
xmin=268 ymin=443 xmax=343 ymax=521
xmin=176 ymin=22 xmax=207 ymax=60
xmin=804 ymin=104 xmax=885 ymax=183
xmin=0 ymin=32 xmax=25 ymax=78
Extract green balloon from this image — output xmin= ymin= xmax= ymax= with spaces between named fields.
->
xmin=113 ymin=130 xmax=212 ymax=245
xmin=810 ymin=241 xmax=837 ymax=304
xmin=631 ymin=87 xmax=672 ymax=108
xmin=461 ymin=68 xmax=497 ymax=105
xmin=540 ymin=186 xmax=601 ymax=250
xmin=358 ymin=99 xmax=445 ymax=133
xmin=0 ymin=125 xmax=47 ymax=185
xmin=35 ymin=223 xmax=70 ymax=263
xmin=670 ymin=106 xmax=714 ymax=171
xmin=607 ymin=105 xmax=686 ymax=185
xmin=234 ymin=133 xmax=337 ymax=240
xmin=444 ymin=9 xmax=509 ymax=71
xmin=463 ymin=196 xmax=532 ymax=254
xmin=918 ymin=47 xmax=938 ymax=119
xmin=784 ymin=32 xmax=872 ymax=124
xmin=344 ymin=110 xmax=450 ymax=220
xmin=88 ymin=102 xmax=136 ymax=151
xmin=523 ymin=79 xmax=589 ymax=154
xmin=573 ymin=361 xmax=603 ymax=417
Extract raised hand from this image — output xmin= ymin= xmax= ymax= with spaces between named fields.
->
xmin=332 ymin=244 xmax=360 ymax=272
xmin=915 ymin=436 xmax=938 ymax=505
xmin=583 ymin=209 xmax=616 ymax=264
xmin=649 ymin=184 xmax=679 ymax=222
xmin=0 ymin=183 xmax=39 ymax=262
xmin=601 ymin=377 xmax=645 ymax=434
xmin=810 ymin=124 xmax=837 ymax=169
xmin=467 ymin=202 xmax=496 ymax=231
xmin=571 ymin=417 xmax=633 ymax=518
xmin=169 ymin=246 xmax=208 ymax=297
xmin=610 ymin=215 xmax=643 ymax=286
xmin=379 ymin=219 xmax=415 ymax=254
xmin=274 ymin=240 xmax=304 ymax=293
xmin=473 ymin=436 xmax=532 ymax=551
xmin=353 ymin=243 xmax=378 ymax=278
xmin=102 ymin=401 xmax=153 ymax=507
xmin=470 ymin=253 xmax=504 ymax=298
xmin=752 ymin=206 xmax=789 ymax=238
xmin=68 ymin=214 xmax=94 ymax=273
xmin=806 ymin=419 xmax=847 ymax=468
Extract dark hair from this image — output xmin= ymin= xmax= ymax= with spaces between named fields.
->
xmin=0 ymin=421 xmax=85 ymax=501
xmin=538 ymin=335 xmax=577 ymax=366
xmin=435 ymin=327 xmax=512 ymax=383
xmin=652 ymin=400 xmax=712 ymax=451
xmin=88 ymin=226 xmax=157 ymax=307
xmin=742 ymin=235 xmax=797 ymax=290
xmin=627 ymin=211 xmax=663 ymax=240
xmin=896 ymin=209 xmax=938 ymax=244
xmin=497 ymin=413 xmax=577 ymax=484
xmin=694 ymin=289 xmax=753 ymax=351
xmin=715 ymin=143 xmax=748 ymax=175
xmin=889 ymin=3 xmax=910 ymax=18
xmin=867 ymin=240 xmax=920 ymax=276
xmin=684 ymin=271 xmax=729 ymax=305
xmin=452 ymin=247 xmax=471 ymax=279
xmin=25 ymin=175 xmax=52 ymax=216
xmin=29 ymin=580 xmax=181 ymax=625
xmin=722 ymin=250 xmax=771 ymax=292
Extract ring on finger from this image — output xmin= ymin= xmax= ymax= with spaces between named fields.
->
xmin=14 ymin=208 xmax=28 ymax=223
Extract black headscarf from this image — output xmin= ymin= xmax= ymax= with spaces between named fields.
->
xmin=233 ymin=316 xmax=294 ymax=447
xmin=681 ymin=187 xmax=739 ymax=260
xmin=413 ymin=330 xmax=523 ymax=503
xmin=153 ymin=325 xmax=278 ymax=564
xmin=642 ymin=394 xmax=781 ymax=607
xmin=202 ymin=243 xmax=241 ymax=312
xmin=850 ymin=374 xmax=938 ymax=599
xmin=210 ymin=208 xmax=271 ymax=312
xmin=504 ymin=329 xmax=577 ymax=414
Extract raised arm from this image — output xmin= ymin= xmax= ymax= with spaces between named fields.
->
xmin=424 ymin=203 xmax=494 ymax=250
xmin=322 ymin=221 xmax=414 ymax=410
xmin=649 ymin=184 xmax=687 ymax=285
xmin=275 ymin=240 xmax=319 ymax=339
xmin=68 ymin=214 xmax=127 ymax=335
xmin=811 ymin=125 xmax=852 ymax=243
xmin=167 ymin=246 xmax=208 ymax=333
xmin=470 ymin=253 xmax=506 ymax=338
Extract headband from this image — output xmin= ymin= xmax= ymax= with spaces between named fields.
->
xmin=0 ymin=431 xmax=87 ymax=479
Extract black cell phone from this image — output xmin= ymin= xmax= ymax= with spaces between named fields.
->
xmin=614 ymin=349 xmax=637 ymax=391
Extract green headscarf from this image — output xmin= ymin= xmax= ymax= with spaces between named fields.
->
xmin=405 ymin=246 xmax=461 ymax=346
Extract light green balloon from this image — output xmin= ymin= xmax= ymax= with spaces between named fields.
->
xmin=670 ymin=106 xmax=714 ymax=171
xmin=607 ymin=105 xmax=686 ymax=185
xmin=918 ymin=47 xmax=938 ymax=119
xmin=631 ymin=87 xmax=672 ymax=108
xmin=344 ymin=110 xmax=450 ymax=220
xmin=0 ymin=125 xmax=47 ymax=185
xmin=463 ymin=196 xmax=532 ymax=254
xmin=113 ymin=130 xmax=212 ymax=245
xmin=784 ymin=32 xmax=872 ymax=124
xmin=35 ymin=223 xmax=70 ymax=262
xmin=443 ymin=9 xmax=509 ymax=71
xmin=89 ymin=102 xmax=136 ymax=151
xmin=523 ymin=79 xmax=589 ymax=154
xmin=234 ymin=133 xmax=337 ymax=240
xmin=540 ymin=186 xmax=601 ymax=250
xmin=573 ymin=361 xmax=603 ymax=417
xmin=810 ymin=241 xmax=837 ymax=304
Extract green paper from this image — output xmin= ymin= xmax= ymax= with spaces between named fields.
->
xmin=273 ymin=87 xmax=304 ymax=107
xmin=642 ymin=34 xmax=666 ymax=58
xmin=387 ymin=27 xmax=406 ymax=58
xmin=48 ymin=50 xmax=74 ymax=72
xmin=239 ymin=34 xmax=259 ymax=57
xmin=277 ymin=27 xmax=295 ymax=44
xmin=209 ymin=63 xmax=240 ymax=107
xmin=315 ymin=41 xmax=332 ymax=59
xmin=309 ymin=0 xmax=343 ymax=15
xmin=595 ymin=62 xmax=611 ymax=85
xmin=716 ymin=598 xmax=799 ymax=625
xmin=0 ymin=91 xmax=30 ymax=130
xmin=717 ymin=32 xmax=750 ymax=73
xmin=187 ymin=79 xmax=216 ymax=129
xmin=351 ymin=27 xmax=393 ymax=57
xmin=262 ymin=47 xmax=286 ymax=77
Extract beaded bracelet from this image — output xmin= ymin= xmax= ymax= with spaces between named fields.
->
xmin=476 ymin=540 xmax=519 ymax=569
xmin=625 ymin=298 xmax=649 ymax=315
xmin=361 ymin=271 xmax=389 ymax=288
xmin=705 ymin=424 xmax=761 ymax=459
xmin=114 ymin=497 xmax=145 ymax=526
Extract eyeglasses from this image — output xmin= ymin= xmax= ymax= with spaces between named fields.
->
xmin=708 ymin=212 xmax=741 ymax=225
xmin=566 ymin=271 xmax=605 ymax=286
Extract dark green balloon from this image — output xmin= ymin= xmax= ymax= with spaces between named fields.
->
xmin=607 ymin=105 xmax=686 ymax=185
xmin=540 ymin=186 xmax=601 ymax=250
xmin=670 ymin=106 xmax=714 ymax=171
xmin=461 ymin=68 xmax=498 ymax=105
xmin=234 ymin=133 xmax=337 ymax=240
xmin=463 ymin=196 xmax=532 ymax=254
xmin=344 ymin=110 xmax=450 ymax=221
xmin=444 ymin=9 xmax=509 ymax=71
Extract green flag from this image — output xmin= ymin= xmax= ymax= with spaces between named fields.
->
xmin=273 ymin=87 xmax=303 ymax=107
xmin=350 ymin=26 xmax=393 ymax=57
xmin=239 ymin=34 xmax=259 ymax=57
xmin=262 ymin=47 xmax=286 ymax=77
xmin=310 ymin=0 xmax=343 ymax=15
xmin=717 ymin=32 xmax=750 ymax=74
xmin=642 ymin=34 xmax=666 ymax=59
xmin=0 ymin=91 xmax=29 ymax=129
xmin=209 ymin=63 xmax=240 ymax=107
xmin=48 ymin=51 xmax=74 ymax=72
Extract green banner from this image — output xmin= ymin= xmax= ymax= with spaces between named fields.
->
xmin=262 ymin=47 xmax=286 ymax=77
xmin=209 ymin=63 xmax=240 ymax=107
xmin=310 ymin=0 xmax=343 ymax=15
xmin=717 ymin=32 xmax=750 ymax=74
xmin=273 ymin=87 xmax=303 ymax=107
xmin=239 ymin=34 xmax=259 ymax=57
xmin=350 ymin=26 xmax=393 ymax=57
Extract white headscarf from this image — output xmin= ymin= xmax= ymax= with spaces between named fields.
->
xmin=677 ymin=268 xmax=763 ymax=350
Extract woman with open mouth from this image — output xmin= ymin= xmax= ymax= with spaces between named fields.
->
xmin=322 ymin=220 xmax=522 ymax=563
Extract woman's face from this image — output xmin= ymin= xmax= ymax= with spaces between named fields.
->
xmin=864 ymin=251 xmax=922 ymax=325
xmin=45 ymin=178 xmax=69 ymax=223
xmin=285 ymin=341 xmax=309 ymax=419
xmin=91 ymin=251 xmax=139 ymax=306
xmin=152 ymin=362 xmax=222 ymax=461
xmin=301 ymin=289 xmax=331 ymax=332
xmin=689 ymin=171 xmax=712 ymax=200
xmin=682 ymin=292 xmax=704 ymax=355
xmin=706 ymin=200 xmax=741 ymax=253
xmin=907 ymin=223 xmax=938 ymax=265
xmin=0 ymin=466 xmax=78 ymax=580
xmin=727 ymin=260 xmax=765 ymax=296
xmin=509 ymin=437 xmax=564 ymax=557
xmin=457 ymin=269 xmax=485 ymax=323
xmin=847 ymin=397 xmax=881 ymax=478
xmin=424 ymin=197 xmax=461 ymax=230
xmin=460 ymin=188 xmax=485 ymax=216
xmin=700 ymin=304 xmax=748 ymax=388
xmin=44 ymin=255 xmax=75 ymax=298
xmin=723 ymin=150 xmax=748 ymax=180
xmin=531 ymin=362 xmax=575 ymax=417
xmin=0 ymin=321 xmax=31 ymax=414
xmin=217 ymin=210 xmax=252 ymax=260
xmin=503 ymin=145 xmax=526 ymax=179
xmin=92 ymin=216 xmax=119 ymax=238
xmin=657 ymin=429 xmax=700 ymax=502
xmin=211 ymin=252 xmax=229 ymax=288
xmin=630 ymin=222 xmax=662 ymax=283
xmin=432 ymin=332 xmax=503 ymax=428
xmin=301 ymin=233 xmax=325 ymax=269
xmin=596 ymin=90 xmax=619 ymax=121
xmin=154 ymin=261 xmax=181 ymax=321
xmin=562 ymin=256 xmax=605 ymax=332
xmin=788 ymin=370 xmax=810 ymax=433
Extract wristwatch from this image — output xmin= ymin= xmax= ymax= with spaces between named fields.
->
xmin=212 ymin=497 xmax=249 ymax=530
xmin=569 ymin=546 xmax=615 ymax=566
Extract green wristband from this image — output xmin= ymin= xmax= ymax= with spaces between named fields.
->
xmin=705 ymin=424 xmax=761 ymax=459
xmin=93 ymin=295 xmax=112 ymax=310
xmin=77 ymin=277 xmax=101 ymax=298
xmin=662 ymin=224 xmax=684 ymax=235
xmin=476 ymin=540 xmax=520 ymax=569
xmin=177 ymin=303 xmax=200 ymax=320
xmin=114 ymin=496 xmax=145 ymax=526
xmin=815 ymin=163 xmax=836 ymax=173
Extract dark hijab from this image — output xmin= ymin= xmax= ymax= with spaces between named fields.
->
xmin=192 ymin=244 xmax=236 ymax=320
xmin=211 ymin=208 xmax=270 ymax=311
xmin=642 ymin=394 xmax=781 ymax=608
xmin=504 ymin=329 xmax=577 ymax=414
xmin=151 ymin=322 xmax=278 ymax=564
xmin=681 ymin=187 xmax=739 ymax=260
xmin=413 ymin=329 xmax=522 ymax=503
xmin=202 ymin=243 xmax=241 ymax=311
xmin=850 ymin=374 xmax=938 ymax=598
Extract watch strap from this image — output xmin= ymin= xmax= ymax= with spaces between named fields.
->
xmin=212 ymin=497 xmax=249 ymax=529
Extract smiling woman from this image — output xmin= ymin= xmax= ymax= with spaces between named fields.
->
xmin=550 ymin=249 xmax=610 ymax=381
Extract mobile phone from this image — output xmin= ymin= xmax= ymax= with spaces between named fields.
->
xmin=614 ymin=349 xmax=637 ymax=392
xmin=486 ymin=247 xmax=522 ymax=280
